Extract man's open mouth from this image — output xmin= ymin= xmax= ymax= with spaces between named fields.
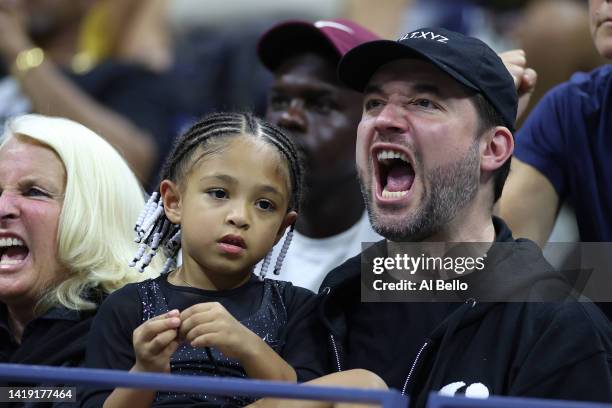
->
xmin=0 ymin=236 xmax=29 ymax=267
xmin=374 ymin=148 xmax=415 ymax=199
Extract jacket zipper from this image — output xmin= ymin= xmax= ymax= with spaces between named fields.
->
xmin=329 ymin=333 xmax=342 ymax=372
xmin=401 ymin=341 xmax=428 ymax=395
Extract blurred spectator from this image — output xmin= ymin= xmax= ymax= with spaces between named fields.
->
xmin=500 ymin=0 xmax=612 ymax=318
xmin=0 ymin=0 xmax=177 ymax=188
xmin=256 ymin=19 xmax=383 ymax=291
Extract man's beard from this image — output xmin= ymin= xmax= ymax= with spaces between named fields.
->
xmin=360 ymin=140 xmax=480 ymax=242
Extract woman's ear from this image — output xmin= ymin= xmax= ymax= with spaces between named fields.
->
xmin=275 ymin=211 xmax=298 ymax=245
xmin=160 ymin=179 xmax=182 ymax=224
xmin=480 ymin=126 xmax=514 ymax=172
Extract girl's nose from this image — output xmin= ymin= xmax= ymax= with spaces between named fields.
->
xmin=225 ymin=207 xmax=249 ymax=230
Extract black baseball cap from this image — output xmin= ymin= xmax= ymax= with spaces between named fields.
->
xmin=338 ymin=27 xmax=517 ymax=130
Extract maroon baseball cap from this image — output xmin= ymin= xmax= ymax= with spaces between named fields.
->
xmin=258 ymin=19 xmax=380 ymax=71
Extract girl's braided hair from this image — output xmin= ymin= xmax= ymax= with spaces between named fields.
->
xmin=130 ymin=112 xmax=303 ymax=278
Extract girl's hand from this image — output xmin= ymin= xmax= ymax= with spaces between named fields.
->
xmin=179 ymin=302 xmax=261 ymax=361
xmin=132 ymin=309 xmax=181 ymax=373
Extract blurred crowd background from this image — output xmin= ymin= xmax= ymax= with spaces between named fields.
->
xmin=0 ymin=0 xmax=606 ymax=246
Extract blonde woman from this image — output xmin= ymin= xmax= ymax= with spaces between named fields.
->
xmin=0 ymin=114 xmax=160 ymax=373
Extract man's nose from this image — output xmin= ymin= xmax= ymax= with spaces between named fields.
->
xmin=373 ymin=103 xmax=408 ymax=136
xmin=277 ymin=99 xmax=307 ymax=132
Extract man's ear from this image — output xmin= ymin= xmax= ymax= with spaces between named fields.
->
xmin=160 ymin=179 xmax=182 ymax=224
xmin=480 ymin=126 xmax=514 ymax=172
xmin=275 ymin=211 xmax=298 ymax=245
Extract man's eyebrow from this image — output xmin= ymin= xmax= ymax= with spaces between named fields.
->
xmin=363 ymin=83 xmax=443 ymax=97
xmin=412 ymin=83 xmax=443 ymax=97
xmin=363 ymin=84 xmax=383 ymax=95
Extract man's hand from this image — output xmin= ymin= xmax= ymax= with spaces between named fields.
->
xmin=499 ymin=49 xmax=537 ymax=120
xmin=179 ymin=302 xmax=262 ymax=361
xmin=132 ymin=309 xmax=181 ymax=373
xmin=0 ymin=0 xmax=33 ymax=62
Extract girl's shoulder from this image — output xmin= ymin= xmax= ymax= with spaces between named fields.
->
xmin=262 ymin=278 xmax=319 ymax=314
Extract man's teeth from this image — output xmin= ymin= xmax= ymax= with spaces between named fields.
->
xmin=382 ymin=187 xmax=408 ymax=198
xmin=377 ymin=150 xmax=409 ymax=163
xmin=0 ymin=237 xmax=25 ymax=248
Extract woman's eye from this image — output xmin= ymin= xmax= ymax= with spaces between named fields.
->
xmin=207 ymin=189 xmax=227 ymax=199
xmin=255 ymin=199 xmax=275 ymax=211
xmin=25 ymin=187 xmax=50 ymax=198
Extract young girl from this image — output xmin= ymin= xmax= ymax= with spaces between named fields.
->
xmin=82 ymin=112 xmax=326 ymax=407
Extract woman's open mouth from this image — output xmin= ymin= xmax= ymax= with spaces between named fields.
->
xmin=0 ymin=236 xmax=30 ymax=270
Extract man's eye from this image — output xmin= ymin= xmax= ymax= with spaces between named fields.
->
xmin=207 ymin=189 xmax=227 ymax=199
xmin=312 ymin=98 xmax=335 ymax=114
xmin=269 ymin=95 xmax=289 ymax=110
xmin=414 ymin=98 xmax=435 ymax=109
xmin=364 ymin=99 xmax=383 ymax=111
xmin=255 ymin=199 xmax=275 ymax=211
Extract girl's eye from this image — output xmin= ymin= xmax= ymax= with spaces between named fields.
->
xmin=255 ymin=199 xmax=275 ymax=212
xmin=207 ymin=189 xmax=227 ymax=199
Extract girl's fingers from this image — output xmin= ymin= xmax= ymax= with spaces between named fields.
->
xmin=183 ymin=321 xmax=220 ymax=343
xmin=190 ymin=333 xmax=218 ymax=348
xmin=146 ymin=328 xmax=179 ymax=356
xmin=179 ymin=311 xmax=215 ymax=339
xmin=135 ymin=312 xmax=181 ymax=343
xmin=161 ymin=339 xmax=180 ymax=358
xmin=180 ymin=302 xmax=218 ymax=321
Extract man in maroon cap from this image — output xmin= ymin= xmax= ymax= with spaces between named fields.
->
xmin=257 ymin=19 xmax=383 ymax=292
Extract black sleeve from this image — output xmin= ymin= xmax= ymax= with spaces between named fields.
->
xmin=511 ymin=302 xmax=612 ymax=402
xmin=80 ymin=283 xmax=143 ymax=407
xmin=280 ymin=285 xmax=329 ymax=382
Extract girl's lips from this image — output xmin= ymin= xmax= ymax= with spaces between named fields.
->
xmin=217 ymin=234 xmax=247 ymax=255
xmin=217 ymin=242 xmax=245 ymax=255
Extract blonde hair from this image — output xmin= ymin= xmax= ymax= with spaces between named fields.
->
xmin=0 ymin=114 xmax=162 ymax=313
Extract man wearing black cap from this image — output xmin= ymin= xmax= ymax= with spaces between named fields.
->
xmin=316 ymin=27 xmax=612 ymax=406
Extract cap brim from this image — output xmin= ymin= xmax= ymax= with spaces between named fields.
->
xmin=258 ymin=20 xmax=340 ymax=71
xmin=338 ymin=39 xmax=480 ymax=93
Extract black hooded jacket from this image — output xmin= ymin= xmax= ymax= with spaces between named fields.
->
xmin=318 ymin=217 xmax=612 ymax=407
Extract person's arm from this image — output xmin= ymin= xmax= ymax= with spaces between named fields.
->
xmin=499 ymin=158 xmax=559 ymax=247
xmin=247 ymin=369 xmax=388 ymax=408
xmin=103 ymin=309 xmax=182 ymax=408
xmin=180 ymin=302 xmax=297 ymax=382
xmin=510 ymin=303 xmax=612 ymax=402
xmin=81 ymin=286 xmax=147 ymax=408
xmin=0 ymin=3 xmax=157 ymax=182
xmin=280 ymin=287 xmax=330 ymax=382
